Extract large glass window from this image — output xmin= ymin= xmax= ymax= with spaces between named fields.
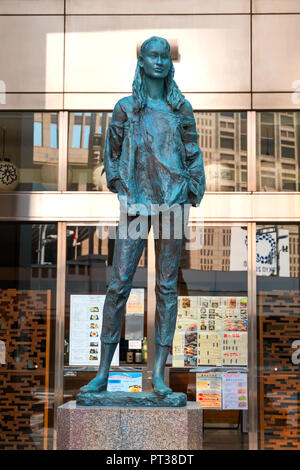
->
xmin=63 ymin=224 xmax=147 ymax=401
xmin=0 ymin=223 xmax=57 ymax=450
xmin=256 ymin=224 xmax=300 ymax=450
xmin=169 ymin=224 xmax=249 ymax=450
xmin=256 ymin=112 xmax=300 ymax=191
xmin=67 ymin=112 xmax=247 ymax=192
xmin=0 ymin=112 xmax=59 ymax=191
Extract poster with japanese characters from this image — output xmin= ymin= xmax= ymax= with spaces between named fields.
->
xmin=222 ymin=372 xmax=248 ymax=410
xmin=222 ymin=332 xmax=248 ymax=366
xmin=173 ymin=295 xmax=248 ymax=367
xmin=196 ymin=372 xmax=222 ymax=409
xmin=197 ymin=332 xmax=222 ymax=366
xmin=69 ymin=294 xmax=119 ymax=366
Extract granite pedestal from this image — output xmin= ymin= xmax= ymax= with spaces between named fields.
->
xmin=57 ymin=400 xmax=203 ymax=450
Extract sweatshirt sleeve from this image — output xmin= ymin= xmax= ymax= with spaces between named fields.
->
xmin=104 ymin=100 xmax=127 ymax=193
xmin=180 ymin=100 xmax=206 ymax=206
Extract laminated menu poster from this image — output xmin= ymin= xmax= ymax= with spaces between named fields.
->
xmin=196 ymin=372 xmax=222 ymax=409
xmin=222 ymin=372 xmax=248 ymax=409
xmin=172 ymin=295 xmax=248 ymax=367
xmin=198 ymin=297 xmax=223 ymax=331
xmin=69 ymin=294 xmax=119 ymax=366
xmin=107 ymin=372 xmax=142 ymax=392
xmin=222 ymin=332 xmax=248 ymax=366
xmin=198 ymin=332 xmax=222 ymax=366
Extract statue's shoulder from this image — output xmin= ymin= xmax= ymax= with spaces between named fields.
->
xmin=114 ymin=95 xmax=134 ymax=115
xmin=178 ymin=98 xmax=194 ymax=118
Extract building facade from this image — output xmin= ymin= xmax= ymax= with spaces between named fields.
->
xmin=0 ymin=0 xmax=300 ymax=451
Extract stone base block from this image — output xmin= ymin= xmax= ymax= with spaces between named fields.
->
xmin=57 ymin=401 xmax=203 ymax=450
xmin=76 ymin=391 xmax=187 ymax=407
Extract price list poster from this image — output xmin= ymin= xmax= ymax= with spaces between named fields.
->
xmin=69 ymin=294 xmax=119 ymax=366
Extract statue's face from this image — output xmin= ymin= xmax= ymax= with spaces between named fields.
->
xmin=140 ymin=39 xmax=171 ymax=79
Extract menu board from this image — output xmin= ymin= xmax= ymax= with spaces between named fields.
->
xmin=69 ymin=294 xmax=119 ymax=366
xmin=196 ymin=372 xmax=222 ymax=409
xmin=173 ymin=295 xmax=248 ymax=409
xmin=222 ymin=372 xmax=248 ymax=410
xmin=173 ymin=296 xmax=248 ymax=367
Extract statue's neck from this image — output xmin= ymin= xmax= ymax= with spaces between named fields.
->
xmin=144 ymin=76 xmax=165 ymax=101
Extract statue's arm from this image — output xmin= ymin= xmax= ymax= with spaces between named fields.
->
xmin=180 ymin=100 xmax=206 ymax=206
xmin=104 ymin=100 xmax=127 ymax=193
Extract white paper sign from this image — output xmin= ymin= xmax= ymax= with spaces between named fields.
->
xmin=222 ymin=372 xmax=248 ymax=410
xmin=69 ymin=294 xmax=119 ymax=366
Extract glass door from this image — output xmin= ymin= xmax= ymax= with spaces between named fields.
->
xmin=169 ymin=223 xmax=249 ymax=450
xmin=62 ymin=223 xmax=148 ymax=402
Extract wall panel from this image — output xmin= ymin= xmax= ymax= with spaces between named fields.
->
xmin=252 ymin=15 xmax=300 ymax=92
xmin=0 ymin=16 xmax=64 ymax=93
xmin=66 ymin=0 xmax=250 ymax=15
xmin=0 ymin=0 xmax=64 ymax=14
xmin=65 ymin=15 xmax=250 ymax=93
xmin=253 ymin=0 xmax=300 ymax=14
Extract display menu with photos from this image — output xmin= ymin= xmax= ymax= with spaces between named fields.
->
xmin=69 ymin=294 xmax=119 ymax=366
xmin=172 ymin=295 xmax=248 ymax=409
xmin=173 ymin=296 xmax=248 ymax=367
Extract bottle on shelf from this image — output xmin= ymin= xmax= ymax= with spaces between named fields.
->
xmin=126 ymin=345 xmax=134 ymax=364
xmin=142 ymin=337 xmax=147 ymax=364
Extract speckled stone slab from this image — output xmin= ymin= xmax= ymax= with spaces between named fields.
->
xmin=57 ymin=401 xmax=203 ymax=450
xmin=76 ymin=391 xmax=187 ymax=407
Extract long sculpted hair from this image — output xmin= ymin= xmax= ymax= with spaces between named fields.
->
xmin=132 ymin=36 xmax=185 ymax=113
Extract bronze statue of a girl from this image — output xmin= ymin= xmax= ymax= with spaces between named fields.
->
xmin=80 ymin=36 xmax=205 ymax=397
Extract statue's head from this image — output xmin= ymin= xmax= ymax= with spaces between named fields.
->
xmin=132 ymin=36 xmax=185 ymax=113
xmin=138 ymin=36 xmax=172 ymax=81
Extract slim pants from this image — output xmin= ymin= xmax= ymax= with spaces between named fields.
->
xmin=100 ymin=205 xmax=189 ymax=347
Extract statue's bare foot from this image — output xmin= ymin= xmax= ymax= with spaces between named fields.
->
xmin=80 ymin=375 xmax=108 ymax=393
xmin=152 ymin=375 xmax=172 ymax=397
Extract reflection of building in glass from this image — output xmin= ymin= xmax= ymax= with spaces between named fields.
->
xmin=257 ymin=112 xmax=300 ymax=191
xmin=0 ymin=112 xmax=59 ymax=190
xmin=68 ymin=112 xmax=112 ymax=191
xmin=68 ymin=111 xmax=248 ymax=192
xmin=182 ymin=227 xmax=232 ymax=271
xmin=33 ymin=112 xmax=58 ymax=163
xmin=68 ymin=226 xmax=146 ymax=268
xmin=195 ymin=112 xmax=247 ymax=192
xmin=182 ymin=225 xmax=299 ymax=277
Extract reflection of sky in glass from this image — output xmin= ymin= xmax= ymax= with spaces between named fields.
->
xmin=34 ymin=121 xmax=42 ymax=146
xmin=83 ymin=125 xmax=90 ymax=148
xmin=72 ymin=124 xmax=81 ymax=148
xmin=50 ymin=123 xmax=58 ymax=148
